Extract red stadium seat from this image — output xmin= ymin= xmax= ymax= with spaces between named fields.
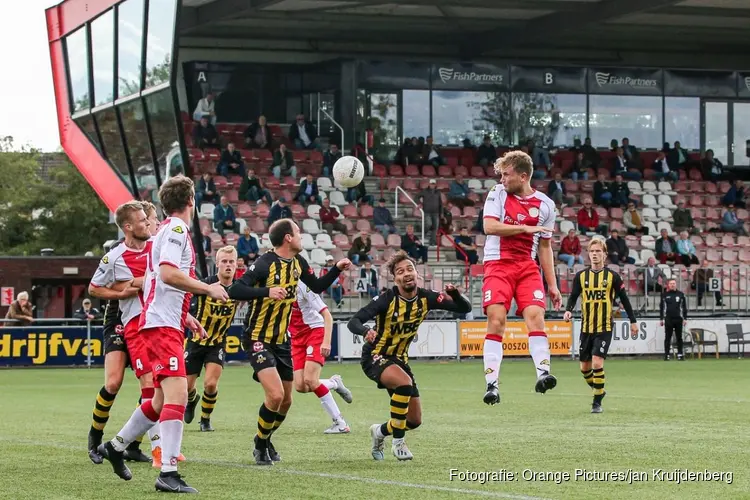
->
xmin=405 ymin=165 xmax=420 ymax=177
xmin=389 ymin=165 xmax=404 ymax=177
xmin=386 ymin=234 xmax=401 ymax=248
xmin=421 ymin=165 xmax=437 ymax=177
xmin=214 ymin=176 xmax=228 ymax=188
xmin=470 ymin=166 xmax=486 ymax=178
xmin=342 ymin=204 xmax=359 ymax=218
xmin=373 ymin=164 xmax=387 ymax=177
xmin=355 ymin=219 xmax=371 ymax=233
xmin=249 ymin=218 xmax=266 ymax=233
xmin=360 ymin=204 xmax=374 ymax=218
xmin=370 ymin=233 xmax=386 ymax=249
xmin=225 ymin=189 xmax=239 ymax=203
xmin=333 ymin=234 xmax=350 ymax=249
xmin=291 ymin=203 xmax=306 ymax=219
xmin=438 ymin=166 xmax=453 ymax=177
xmin=254 ymin=204 xmax=270 ymax=218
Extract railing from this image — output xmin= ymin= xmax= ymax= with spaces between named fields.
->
xmin=435 ymin=228 xmax=470 ymax=290
xmin=318 ymin=106 xmax=344 ymax=153
xmin=394 ymin=186 xmax=425 ymax=243
xmin=353 ymin=144 xmax=376 ymax=177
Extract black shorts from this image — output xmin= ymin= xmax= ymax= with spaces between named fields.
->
xmin=184 ymin=341 xmax=225 ymax=376
xmin=245 ymin=340 xmax=294 ymax=383
xmin=103 ymin=324 xmax=129 ymax=358
xmin=579 ymin=331 xmax=613 ymax=362
xmin=360 ymin=353 xmax=420 ymax=398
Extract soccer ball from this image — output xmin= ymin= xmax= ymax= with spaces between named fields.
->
xmin=333 ymin=155 xmax=365 ymax=188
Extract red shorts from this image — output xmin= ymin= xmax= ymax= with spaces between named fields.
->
xmin=482 ymin=260 xmax=546 ymax=315
xmin=290 ymin=327 xmax=327 ymax=370
xmin=123 ymin=316 xmax=150 ymax=379
xmin=142 ymin=326 xmax=187 ymax=388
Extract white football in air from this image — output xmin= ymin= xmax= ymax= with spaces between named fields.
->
xmin=333 ymin=155 xmax=365 ymax=188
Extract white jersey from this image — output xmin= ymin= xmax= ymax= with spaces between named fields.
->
xmin=139 ymin=217 xmax=196 ymax=331
xmin=89 ymin=240 xmax=151 ymax=325
xmin=482 ymin=184 xmax=555 ymax=262
xmin=288 ymin=281 xmax=327 ymax=337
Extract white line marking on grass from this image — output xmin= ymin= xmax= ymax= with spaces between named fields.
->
xmin=0 ymin=437 xmax=553 ymax=500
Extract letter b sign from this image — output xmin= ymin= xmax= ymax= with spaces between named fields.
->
xmin=544 ymin=72 xmax=554 ymax=85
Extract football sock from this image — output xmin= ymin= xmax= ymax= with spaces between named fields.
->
xmin=148 ymin=423 xmax=161 ymax=452
xmin=201 ymin=391 xmax=218 ymax=421
xmin=270 ymin=412 xmax=287 ymax=435
xmin=314 ymin=383 xmax=342 ymax=421
xmin=111 ymin=399 xmax=159 ymax=452
xmin=483 ymin=334 xmax=504 ymax=385
xmin=256 ymin=404 xmax=277 ymax=444
xmin=91 ymin=387 xmax=116 ymax=434
xmin=592 ymin=369 xmax=605 ymax=403
xmin=581 ymin=369 xmax=595 ymax=390
xmin=385 ymin=385 xmax=411 ymax=439
xmin=126 ymin=437 xmax=143 ymax=452
xmin=187 ymin=388 xmax=198 ymax=404
xmin=319 ymin=378 xmax=336 ymax=390
xmin=528 ymin=331 xmax=551 ymax=378
xmin=159 ymin=404 xmax=185 ymax=473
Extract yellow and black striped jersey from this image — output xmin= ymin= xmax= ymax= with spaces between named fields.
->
xmin=189 ymin=275 xmax=238 ymax=346
xmin=228 ymin=251 xmax=342 ymax=345
xmin=348 ymin=286 xmax=471 ymax=363
xmin=565 ymin=267 xmax=636 ymax=334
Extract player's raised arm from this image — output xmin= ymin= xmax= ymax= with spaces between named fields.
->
xmin=227 ymin=258 xmax=274 ymax=300
xmin=613 ymin=273 xmax=637 ymax=324
xmin=299 ymin=256 xmax=351 ymax=294
xmin=347 ymin=291 xmax=390 ymax=337
xmin=427 ymin=285 xmax=471 ymax=314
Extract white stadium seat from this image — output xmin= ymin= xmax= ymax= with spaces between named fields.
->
xmin=467 ymin=179 xmax=483 ymax=191
xmin=657 ymin=221 xmax=674 ymax=235
xmin=328 ymin=190 xmax=347 ymax=206
xmin=310 ymin=248 xmax=328 ymax=265
xmin=629 ymin=249 xmax=643 ymax=265
xmin=641 ymin=234 xmax=655 ymax=250
xmin=641 ymin=194 xmax=659 ymax=208
xmin=657 ymin=208 xmax=673 ymax=221
xmin=642 ymin=181 xmax=658 ymax=193
xmin=627 ymin=181 xmax=643 ymax=194
xmin=299 ymin=249 xmax=310 ymax=262
xmin=261 ymin=233 xmax=272 ymax=249
xmin=315 ymin=233 xmax=336 ymax=250
xmin=200 ymin=203 xmax=214 ymax=220
xmin=640 ymin=248 xmax=655 ymax=263
xmin=317 ymin=177 xmax=333 ymax=191
xmin=658 ymin=181 xmax=676 ymax=195
xmin=302 ymin=218 xmax=321 ymax=235
xmin=641 ymin=207 xmax=657 ymax=221
xmin=658 ymin=264 xmax=672 ymax=279
xmin=643 ymin=221 xmax=657 ymax=235
xmin=658 ymin=194 xmax=676 ymax=209
xmin=301 ymin=233 xmax=316 ymax=250
xmin=484 ymin=179 xmax=497 ymax=190
xmin=307 ymin=204 xmax=321 ymax=219
xmin=559 ymin=220 xmax=575 ymax=234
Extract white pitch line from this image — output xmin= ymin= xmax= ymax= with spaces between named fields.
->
xmin=0 ymin=437 xmax=553 ymax=500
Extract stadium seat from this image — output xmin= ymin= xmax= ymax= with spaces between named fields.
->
xmin=372 ymin=164 xmax=387 ymax=177
xmin=658 ymin=181 xmax=676 ymax=196
xmin=255 ymin=203 xmax=270 ymax=219
xmin=470 ymin=166 xmax=486 ymax=178
xmin=360 ymin=204 xmax=374 ymax=218
xmin=628 ymin=181 xmax=643 ymax=194
xmin=301 ymin=233 xmax=316 ymax=250
xmin=642 ymin=207 xmax=657 ymax=221
xmin=389 ymin=165 xmax=404 ymax=177
xmin=640 ymin=248 xmax=655 ymax=262
xmin=260 ymin=233 xmax=272 ymax=249
xmin=299 ymin=249 xmax=310 ymax=262
xmin=721 ymin=234 xmax=736 ymax=247
xmin=559 ymin=220 xmax=574 ymax=234
xmin=642 ymin=194 xmax=659 ymax=208
xmin=723 ymin=249 xmax=738 ymax=262
xmin=467 ymin=179 xmax=483 ymax=192
xmin=302 ymin=219 xmax=321 ymax=235
xmin=356 ymin=219 xmax=372 ymax=233
xmin=642 ymin=181 xmax=658 ymax=193
xmin=290 ymin=203 xmax=305 ymax=219
xmin=333 ymin=234 xmax=350 ymax=249
xmin=657 ymin=221 xmax=673 ymax=235
xmin=463 ymin=206 xmax=478 ymax=219
xmin=317 ymin=177 xmax=333 ymax=191
xmin=342 ymin=204 xmax=359 ymax=218
xmin=658 ymin=194 xmax=676 ymax=209
xmin=315 ymin=233 xmax=335 ymax=250
xmin=405 ymin=165 xmax=420 ymax=177
xmin=475 ymin=234 xmax=486 ymax=247
xmin=705 ymin=208 xmax=721 ymax=220
xmin=641 ymin=234 xmax=655 ymax=249
xmin=610 ymin=207 xmax=624 ymax=220
xmin=657 ymin=208 xmax=674 ymax=221
xmin=326 ymin=190 xmax=345 ymax=206
xmin=484 ymin=179 xmax=497 ymax=190
xmin=643 ymin=221 xmax=657 ymax=235
xmin=236 ymin=203 xmax=252 ymax=218
xmin=739 ymin=249 xmax=750 ymax=263
xmin=658 ymin=264 xmax=672 ymax=279
xmin=225 ymin=233 xmax=239 ymax=246
xmin=370 ymin=233 xmax=386 ymax=248
xmin=387 ymin=234 xmax=401 ymax=248
xmin=422 ymin=165 xmax=437 ymax=177
xmin=200 ymin=203 xmax=214 ymax=220
xmin=706 ymin=249 xmax=721 ymax=262
xmin=307 ymin=204 xmax=321 ymax=219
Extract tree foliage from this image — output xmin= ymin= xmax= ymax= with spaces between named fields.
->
xmin=0 ymin=137 xmax=116 ymax=256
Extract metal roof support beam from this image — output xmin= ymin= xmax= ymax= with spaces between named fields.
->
xmin=464 ymin=0 xmax=682 ymax=57
xmin=180 ymin=0 xmax=286 ymax=32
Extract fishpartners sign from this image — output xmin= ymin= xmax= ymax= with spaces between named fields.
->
xmin=589 ymin=67 xmax=662 ymax=95
xmin=433 ymin=64 xmax=508 ymax=90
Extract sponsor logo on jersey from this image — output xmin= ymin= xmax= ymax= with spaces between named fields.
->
xmin=253 ymin=341 xmax=264 ymax=352
xmin=528 ymin=207 xmax=540 ymax=218
xmin=102 ymin=256 xmax=109 ymax=264
xmin=172 ymin=226 xmax=184 ymax=234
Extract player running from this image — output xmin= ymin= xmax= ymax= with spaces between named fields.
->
xmin=348 ymin=251 xmax=471 ymax=461
xmin=99 ymin=175 xmax=229 ymax=493
xmin=563 ymin=238 xmax=637 ymax=413
xmin=289 ymin=280 xmax=353 ymax=434
xmin=228 ymin=219 xmax=351 ymax=466
xmin=87 ymin=201 xmax=161 ymax=464
xmin=184 ymin=246 xmax=240 ymax=431
xmin=481 ymin=151 xmax=562 ymax=406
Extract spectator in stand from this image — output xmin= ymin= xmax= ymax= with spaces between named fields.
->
xmin=5 ymin=291 xmax=33 ymax=325
xmin=621 ymin=137 xmax=641 ymax=167
xmin=454 ymin=226 xmax=478 ymax=265
xmin=374 ymin=198 xmax=397 ymax=239
xmin=655 ymin=229 xmax=678 ymax=264
xmin=272 ymin=143 xmax=297 ymax=179
xmin=322 ymin=144 xmax=342 ymax=177
xmin=692 ymin=260 xmax=723 ymax=307
xmin=74 ymin=298 xmax=101 ymax=321
xmin=360 ymin=260 xmax=379 ymax=299
xmin=606 ymin=229 xmax=634 ymax=265
xmin=201 ymin=228 xmax=212 ymax=259
xmin=611 ymin=147 xmax=641 ymax=181
xmin=319 ymin=198 xmax=347 ymax=234
xmin=267 ymin=198 xmax=293 ymax=225
xmin=401 ymin=224 xmax=428 ymax=264
xmin=321 ymin=255 xmax=343 ymax=307
xmin=609 ymin=139 xmax=619 ymax=152
xmin=295 ymin=173 xmax=319 ymax=205
xmin=527 ymin=139 xmax=551 ymax=169
xmin=676 ymin=231 xmax=699 ymax=267
xmin=720 ymin=204 xmax=748 ymax=235
xmin=722 ymin=180 xmax=746 ymax=208
xmin=348 ymin=231 xmax=372 ymax=266
xmin=196 ymin=171 xmax=219 ymax=206
xmin=217 ymin=142 xmax=245 ymax=178
xmin=702 ymin=149 xmax=725 ymax=183
xmin=558 ymin=229 xmax=584 ymax=268
xmin=609 ymin=174 xmax=631 ymax=208
xmin=448 ymin=174 xmax=474 ymax=209
xmin=594 ymin=173 xmax=613 ymax=207
xmin=192 ymin=116 xmax=220 ymax=150
xmin=213 ymin=196 xmax=239 ymax=237
xmin=547 ymin=172 xmax=574 ymax=207
xmin=419 ymin=179 xmax=442 ymax=245
xmin=581 ymin=137 xmax=601 ymax=167
xmin=570 ymin=151 xmax=591 ymax=181
xmin=477 ymin=135 xmax=497 ymax=166
xmin=623 ymin=202 xmax=648 ymax=235
xmin=243 ymin=115 xmax=272 ymax=150
xmin=239 ymin=168 xmax=273 ymax=205
xmin=192 ymin=91 xmax=216 ymax=125
xmin=652 ymin=150 xmax=677 ymax=182
xmin=289 ymin=113 xmax=319 ymax=150
xmin=421 ymin=135 xmax=445 ymax=168
xmin=346 ymin=180 xmax=374 ymax=205
xmin=394 ymin=138 xmax=416 ymax=167
xmin=668 ymin=141 xmax=690 ymax=171
xmin=440 ymin=203 xmax=454 ymax=236
xmin=577 ymin=198 xmax=607 ymax=235
xmin=638 ymin=257 xmax=666 ymax=293
xmin=236 ymin=227 xmax=259 ymax=265
xmin=673 ymin=200 xmax=697 ymax=235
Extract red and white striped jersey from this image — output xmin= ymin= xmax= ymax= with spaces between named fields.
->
xmin=288 ymin=281 xmax=327 ymax=337
xmin=140 ymin=217 xmax=196 ymax=331
xmin=90 ymin=241 xmax=151 ymax=325
xmin=483 ymin=184 xmax=555 ymax=262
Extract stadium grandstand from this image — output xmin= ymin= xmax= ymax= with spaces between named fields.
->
xmin=45 ymin=0 xmax=750 ymax=317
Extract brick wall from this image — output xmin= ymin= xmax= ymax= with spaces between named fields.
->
xmin=0 ymin=257 xmax=99 ymax=317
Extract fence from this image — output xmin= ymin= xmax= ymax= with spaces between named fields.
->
xmin=2 ymin=317 xmax=747 ymax=367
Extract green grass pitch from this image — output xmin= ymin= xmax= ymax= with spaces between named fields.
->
xmin=0 ymin=358 xmax=747 ymax=500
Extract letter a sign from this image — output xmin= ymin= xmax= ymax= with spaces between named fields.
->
xmin=1 ymin=287 xmax=14 ymax=307
xmin=355 ymin=278 xmax=368 ymax=293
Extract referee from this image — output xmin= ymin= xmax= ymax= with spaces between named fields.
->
xmin=660 ymin=278 xmax=687 ymax=361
